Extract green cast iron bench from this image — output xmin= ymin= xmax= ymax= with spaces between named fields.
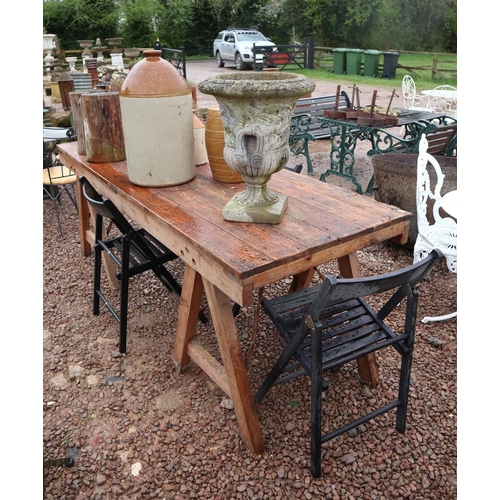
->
xmin=367 ymin=117 xmax=457 ymax=158
xmin=289 ymin=92 xmax=352 ymax=175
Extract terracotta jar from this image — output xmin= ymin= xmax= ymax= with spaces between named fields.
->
xmin=119 ymin=49 xmax=195 ymax=186
xmin=205 ymin=106 xmax=243 ymax=183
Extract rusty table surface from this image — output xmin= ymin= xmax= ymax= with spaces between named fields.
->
xmin=57 ymin=141 xmax=411 ymax=455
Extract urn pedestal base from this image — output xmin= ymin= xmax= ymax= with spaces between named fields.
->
xmin=222 ymin=192 xmax=288 ymax=224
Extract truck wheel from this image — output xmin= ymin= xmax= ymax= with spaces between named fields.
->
xmin=216 ymin=52 xmax=224 ymax=67
xmin=235 ymin=53 xmax=246 ymax=71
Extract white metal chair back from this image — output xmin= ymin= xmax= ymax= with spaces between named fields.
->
xmin=43 ymin=127 xmax=78 ymax=236
xmin=426 ymin=85 xmax=457 ymax=117
xmin=414 ymin=134 xmax=457 ymax=322
xmin=414 ymin=134 xmax=457 ymax=272
xmin=402 ymin=74 xmax=431 ymax=111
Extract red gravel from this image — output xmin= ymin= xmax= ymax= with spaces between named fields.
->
xmin=41 ymin=62 xmax=457 ymax=498
xmin=42 ymin=184 xmax=457 ymax=499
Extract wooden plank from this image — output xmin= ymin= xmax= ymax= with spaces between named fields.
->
xmin=187 ymin=340 xmax=230 ymax=396
xmin=202 ymin=277 xmax=265 ymax=455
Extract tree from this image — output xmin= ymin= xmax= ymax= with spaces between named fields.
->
xmin=43 ymin=0 xmax=457 ymax=55
xmin=119 ymin=0 xmax=164 ymax=49
xmin=43 ymin=0 xmax=121 ymax=50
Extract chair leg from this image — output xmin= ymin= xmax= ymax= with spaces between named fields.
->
xmin=396 ymin=350 xmax=412 ymax=433
xmin=44 ymin=188 xmax=63 ymax=236
xmin=396 ymin=294 xmax=417 ymax=433
xmin=310 ymin=328 xmax=323 ymax=478
xmin=93 ymin=246 xmax=102 ymax=316
xmin=65 ymin=184 xmax=78 ymax=209
xmin=119 ymin=237 xmax=131 ymax=354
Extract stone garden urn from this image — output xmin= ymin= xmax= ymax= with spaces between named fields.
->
xmin=198 ymin=72 xmax=315 ymax=223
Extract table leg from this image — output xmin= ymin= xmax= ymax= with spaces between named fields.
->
xmin=202 ymin=277 xmax=265 ymax=455
xmin=172 ymin=267 xmax=265 ymax=455
xmin=338 ymin=252 xmax=380 ymax=386
xmin=172 ymin=265 xmax=205 ymax=369
xmin=289 ymin=267 xmax=316 ymax=292
xmin=75 ymin=178 xmax=92 ymax=257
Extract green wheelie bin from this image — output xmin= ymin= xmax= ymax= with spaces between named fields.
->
xmin=345 ymin=49 xmax=363 ymax=75
xmin=332 ymin=48 xmax=347 ymax=74
xmin=363 ymin=50 xmax=382 ymax=77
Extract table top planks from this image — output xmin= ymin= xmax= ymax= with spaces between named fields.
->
xmin=58 ymin=142 xmax=410 ymax=305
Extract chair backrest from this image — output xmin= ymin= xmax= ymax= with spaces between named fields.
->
xmin=429 ymin=84 xmax=457 ymax=98
xmin=426 ymin=85 xmax=457 ymax=116
xmin=307 ymin=249 xmax=443 ymax=325
xmin=416 ymin=134 xmax=456 ymax=233
xmin=402 ymin=75 xmax=416 ymax=108
xmin=80 ymin=176 xmax=172 ymax=266
xmin=408 ymin=122 xmax=457 ymax=156
xmin=80 ymin=176 xmax=136 ymax=236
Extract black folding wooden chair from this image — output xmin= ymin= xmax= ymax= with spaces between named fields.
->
xmin=255 ymin=249 xmax=443 ymax=477
xmin=80 ymin=176 xmax=206 ymax=354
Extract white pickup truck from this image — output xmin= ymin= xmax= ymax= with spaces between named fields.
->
xmin=213 ymin=27 xmax=276 ymax=70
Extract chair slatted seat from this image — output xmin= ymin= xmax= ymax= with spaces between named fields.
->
xmin=255 ymin=249 xmax=443 ymax=477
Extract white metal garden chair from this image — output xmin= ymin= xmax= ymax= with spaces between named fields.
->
xmin=426 ymin=84 xmax=458 ymax=118
xmin=413 ymin=134 xmax=457 ymax=322
xmin=402 ymin=75 xmax=432 ymax=111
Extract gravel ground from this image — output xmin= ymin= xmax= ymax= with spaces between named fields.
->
xmin=42 ymin=64 xmax=457 ymax=498
xmin=42 ymin=180 xmax=457 ymax=500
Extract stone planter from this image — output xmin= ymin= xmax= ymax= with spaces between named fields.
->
xmin=198 ymin=72 xmax=315 ymax=224
xmin=371 ymin=153 xmax=457 ymax=248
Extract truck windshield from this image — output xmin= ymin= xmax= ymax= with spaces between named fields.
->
xmin=236 ymin=32 xmax=268 ymax=42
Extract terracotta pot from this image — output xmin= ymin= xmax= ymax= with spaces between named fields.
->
xmin=84 ymin=58 xmax=99 ymax=88
xmin=205 ymin=106 xmax=243 ymax=183
xmin=58 ymin=79 xmax=75 ymax=111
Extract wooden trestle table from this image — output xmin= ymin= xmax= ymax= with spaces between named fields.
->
xmin=57 ymin=141 xmax=411 ymax=455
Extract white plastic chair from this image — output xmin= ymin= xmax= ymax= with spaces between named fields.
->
xmin=414 ymin=134 xmax=457 ymax=322
xmin=402 ymin=75 xmax=432 ymax=111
